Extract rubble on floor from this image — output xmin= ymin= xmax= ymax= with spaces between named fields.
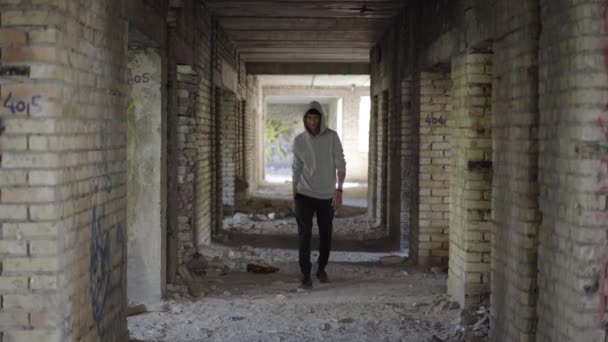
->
xmin=223 ymin=212 xmax=385 ymax=240
xmin=130 ymin=244 xmax=464 ymax=342
xmin=434 ymin=305 xmax=490 ymax=342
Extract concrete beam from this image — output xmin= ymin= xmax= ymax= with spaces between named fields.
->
xmin=122 ymin=0 xmax=166 ymax=46
xmin=206 ymin=1 xmax=404 ymax=19
xmin=242 ymin=54 xmax=369 ymax=62
xmin=230 ymin=30 xmax=377 ymax=42
xmin=235 ymin=41 xmax=374 ymax=49
xmin=247 ymin=62 xmax=369 ymax=75
xmin=219 ymin=17 xmax=390 ymax=30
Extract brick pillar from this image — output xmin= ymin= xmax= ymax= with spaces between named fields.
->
xmin=490 ymin=0 xmax=541 ymax=340
xmin=219 ymin=89 xmax=237 ymax=215
xmin=368 ymin=95 xmax=379 ymax=223
xmin=193 ymin=5 xmax=213 ymax=245
xmin=448 ymin=53 xmax=493 ymax=307
xmin=0 ymin=1 xmax=129 ymax=340
xmin=417 ymin=71 xmax=451 ymax=266
xmin=537 ymin=0 xmax=608 ymax=340
xmin=377 ymin=91 xmax=389 ymax=227
xmin=175 ymin=65 xmax=198 ymax=272
xmin=400 ymin=78 xmax=416 ymax=251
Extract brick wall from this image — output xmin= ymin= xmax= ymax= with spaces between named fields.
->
xmin=417 ymin=71 xmax=451 ymax=266
xmin=490 ymin=0 xmax=541 ymax=340
xmin=219 ymin=89 xmax=237 ymax=212
xmin=193 ymin=3 xmax=214 ymax=246
xmin=0 ymin=1 xmax=129 ymax=341
xmin=175 ymin=65 xmax=198 ymax=270
xmin=401 ymin=78 xmax=418 ymax=254
xmin=448 ymin=53 xmax=493 ymax=308
xmin=537 ymin=0 xmax=608 ymax=340
xmin=245 ymin=76 xmax=260 ymax=191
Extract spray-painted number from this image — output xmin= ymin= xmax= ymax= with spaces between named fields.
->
xmin=128 ymin=73 xmax=150 ymax=84
xmin=3 ymin=92 xmax=42 ymax=115
xmin=425 ymin=114 xmax=446 ymax=126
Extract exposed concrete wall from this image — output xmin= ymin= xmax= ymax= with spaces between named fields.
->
xmin=265 ymin=103 xmax=309 ymax=181
xmin=265 ymin=101 xmax=340 ymax=181
xmin=127 ymin=48 xmax=166 ymax=305
xmin=262 ymin=86 xmax=370 ymax=183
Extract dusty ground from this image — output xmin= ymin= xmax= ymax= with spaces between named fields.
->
xmin=128 ymin=244 xmax=472 ymax=342
xmin=223 ymin=213 xmax=386 ymax=241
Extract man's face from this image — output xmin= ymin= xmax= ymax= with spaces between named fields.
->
xmin=305 ymin=113 xmax=321 ymax=135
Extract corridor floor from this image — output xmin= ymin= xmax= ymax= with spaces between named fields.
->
xmin=128 ymin=246 xmax=462 ymax=342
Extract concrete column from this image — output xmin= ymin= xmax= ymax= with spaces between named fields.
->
xmin=447 ymin=52 xmax=493 ymax=307
xmin=127 ymin=48 xmax=166 ymax=304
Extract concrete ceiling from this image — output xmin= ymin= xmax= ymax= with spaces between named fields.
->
xmin=205 ymin=0 xmax=407 ymax=63
xmin=259 ymin=75 xmax=370 ymax=87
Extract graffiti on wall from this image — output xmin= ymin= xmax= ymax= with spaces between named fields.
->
xmin=265 ymin=119 xmax=290 ymax=162
xmin=127 ymin=99 xmax=138 ymax=220
xmin=89 ymin=119 xmax=126 ymax=340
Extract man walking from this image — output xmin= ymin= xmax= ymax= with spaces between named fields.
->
xmin=292 ymin=101 xmax=346 ymax=289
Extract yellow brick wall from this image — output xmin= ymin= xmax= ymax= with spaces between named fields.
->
xmin=448 ymin=53 xmax=493 ymax=308
xmin=1 ymin=1 xmax=130 ymax=341
xmin=537 ymin=0 xmax=608 ymax=340
xmin=417 ymin=71 xmax=451 ymax=266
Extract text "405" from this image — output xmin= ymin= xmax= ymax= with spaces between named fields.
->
xmin=3 ymin=92 xmax=42 ymax=115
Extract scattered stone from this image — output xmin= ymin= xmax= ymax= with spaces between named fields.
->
xmin=246 ymin=263 xmax=279 ymax=274
xmin=379 ymin=255 xmax=406 ymax=265
xmin=321 ymin=323 xmax=331 ymax=331
xmin=223 ymin=291 xmax=231 ymax=296
xmin=276 ymin=294 xmax=287 ymax=300
xmin=186 ymin=252 xmax=208 ymax=276
xmin=127 ymin=303 xmax=147 ymax=316
xmin=430 ymin=267 xmax=442 ymax=274
xmin=268 ymin=212 xmax=276 ymax=220
xmin=254 ymin=214 xmax=268 ymax=221
xmin=460 ymin=309 xmax=477 ymax=325
xmin=339 ymin=318 xmax=354 ymax=324
xmin=233 ymin=213 xmax=249 ymax=224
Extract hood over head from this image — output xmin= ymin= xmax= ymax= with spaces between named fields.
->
xmin=303 ymin=100 xmax=327 ymax=136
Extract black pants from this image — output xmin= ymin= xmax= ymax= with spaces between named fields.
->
xmin=295 ymin=193 xmax=334 ymax=276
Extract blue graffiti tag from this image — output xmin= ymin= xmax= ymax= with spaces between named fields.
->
xmin=89 ymin=120 xmax=126 ymax=339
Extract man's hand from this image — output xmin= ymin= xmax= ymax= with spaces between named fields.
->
xmin=332 ymin=190 xmax=343 ymax=210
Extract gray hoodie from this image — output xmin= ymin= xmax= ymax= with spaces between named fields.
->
xmin=292 ymin=101 xmax=346 ymax=200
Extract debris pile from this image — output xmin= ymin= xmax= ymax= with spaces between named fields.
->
xmin=434 ymin=305 xmax=490 ymax=342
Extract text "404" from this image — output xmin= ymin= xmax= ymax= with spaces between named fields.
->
xmin=425 ymin=114 xmax=447 ymax=126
